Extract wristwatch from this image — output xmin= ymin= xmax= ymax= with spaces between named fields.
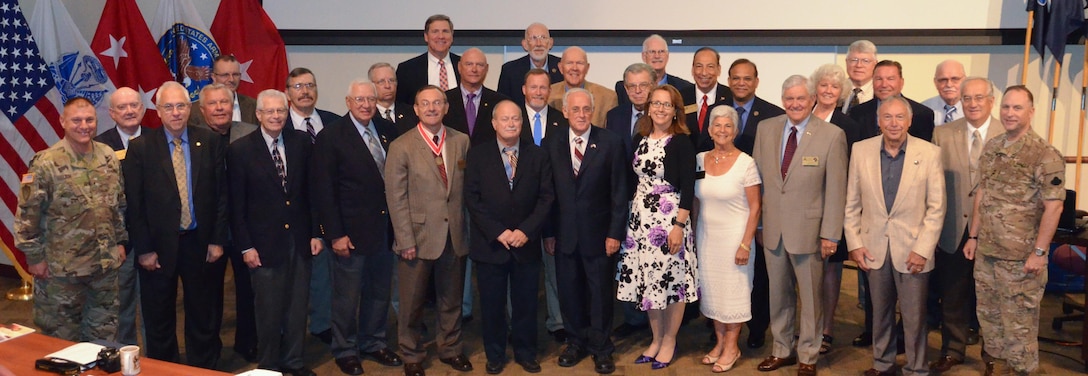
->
xmin=1034 ymin=247 xmax=1047 ymax=257
xmin=671 ymin=218 xmax=686 ymax=228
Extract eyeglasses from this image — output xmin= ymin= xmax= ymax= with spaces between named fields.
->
xmin=526 ymin=35 xmax=551 ymax=43
xmin=961 ymin=95 xmax=992 ymax=104
xmin=289 ymin=82 xmax=316 ymax=90
xmin=259 ymin=108 xmax=288 ymax=115
xmin=158 ymin=103 xmax=190 ymax=112
xmin=349 ymin=96 xmax=377 ymax=104
xmin=624 ymin=82 xmax=652 ymax=92
xmin=649 ymin=101 xmax=674 ymax=109
xmin=213 ymin=72 xmax=242 ymax=79
xmin=847 ymin=58 xmax=874 ymax=66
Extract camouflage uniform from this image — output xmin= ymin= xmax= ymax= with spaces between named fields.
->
xmin=14 ymin=139 xmax=127 ymax=342
xmin=974 ymin=130 xmax=1065 ymax=374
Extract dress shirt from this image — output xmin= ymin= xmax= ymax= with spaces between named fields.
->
xmin=922 ymin=96 xmax=964 ymax=126
xmin=232 ymin=93 xmax=242 ymax=122
xmin=656 ymin=75 xmax=668 ymax=86
xmin=780 ymin=116 xmax=810 ymax=161
xmin=117 ymin=126 xmax=142 ymax=149
xmin=845 ymin=81 xmax=874 ymax=110
xmin=736 ymin=99 xmax=755 ymax=134
xmin=530 ymin=59 xmax=549 ymax=71
xmin=260 ymin=129 xmax=287 ymax=177
xmin=569 ymin=126 xmax=592 ymax=167
xmin=461 ymin=87 xmax=482 ymax=115
xmin=498 ymin=140 xmax=520 ymax=187
xmin=697 ymin=86 xmax=718 ymax=107
xmin=164 ymin=128 xmax=196 ymax=230
xmin=526 ymin=105 xmax=548 ymax=141
xmin=350 ymin=114 xmax=388 ymax=166
xmin=629 ymin=104 xmax=643 ymax=135
xmin=880 ymin=138 xmax=907 ymax=211
xmin=967 ymin=117 xmax=991 ymax=155
xmin=289 ymin=107 xmax=324 ymax=134
xmin=376 ymin=103 xmax=397 ymax=122
xmin=427 ymin=52 xmax=458 ymax=90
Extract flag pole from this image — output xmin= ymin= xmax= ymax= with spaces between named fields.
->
xmin=5 ymin=280 xmax=32 ymax=301
xmin=1023 ymin=10 xmax=1035 ymax=85
xmin=1048 ymin=59 xmax=1061 ymax=143
xmin=1077 ymin=39 xmax=1088 ymax=189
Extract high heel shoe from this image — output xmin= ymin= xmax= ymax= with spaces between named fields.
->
xmin=712 ymin=351 xmax=741 ymax=373
xmin=634 ymin=355 xmax=655 ymax=364
xmin=701 ymin=353 xmax=720 ymax=365
xmin=651 ymin=360 xmax=670 ymax=370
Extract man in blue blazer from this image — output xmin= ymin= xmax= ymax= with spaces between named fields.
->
xmin=396 ymin=14 xmax=461 ymax=105
xmin=497 ymin=22 xmax=564 ymax=105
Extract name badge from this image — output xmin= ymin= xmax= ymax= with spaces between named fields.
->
xmin=802 ymin=156 xmax=819 ymax=166
xmin=457 ymin=159 xmax=466 ymax=169
xmin=695 ymin=171 xmax=706 ymax=180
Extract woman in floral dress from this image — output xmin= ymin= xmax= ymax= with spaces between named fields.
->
xmin=616 ymin=84 xmax=698 ymax=369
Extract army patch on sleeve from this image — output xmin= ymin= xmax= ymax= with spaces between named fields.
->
xmin=20 ymin=173 xmax=33 ymax=184
xmin=1051 ymin=177 xmax=1063 ymax=186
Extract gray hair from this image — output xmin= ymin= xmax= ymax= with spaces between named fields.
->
xmin=156 ymin=81 xmax=187 ymax=104
xmin=708 ymin=105 xmax=739 ymax=130
xmin=960 ymin=76 xmax=995 ymax=98
xmin=199 ymin=83 xmax=233 ymax=106
xmin=256 ymin=89 xmax=288 ymax=110
xmin=781 ymin=74 xmax=815 ymax=96
xmin=367 ymin=62 xmax=394 ymax=80
xmin=848 ymin=40 xmax=877 ymax=55
xmin=623 ymin=63 xmax=658 ymax=84
xmin=878 ymin=96 xmax=913 ymax=119
xmin=642 ymin=34 xmax=667 ymax=52
xmin=563 ymin=87 xmax=594 ymax=109
xmin=810 ymin=64 xmax=851 ymax=104
xmin=346 ymin=78 xmax=377 ymax=96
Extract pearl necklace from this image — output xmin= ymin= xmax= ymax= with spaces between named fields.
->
xmin=711 ymin=150 xmax=736 ymax=164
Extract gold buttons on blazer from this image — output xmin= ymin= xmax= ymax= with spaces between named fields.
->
xmin=284 ymin=224 xmax=290 ymax=229
xmin=286 ymin=200 xmax=291 ymax=206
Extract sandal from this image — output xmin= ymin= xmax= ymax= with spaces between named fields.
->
xmin=701 ymin=353 xmax=720 ymax=365
xmin=819 ymin=334 xmax=833 ymax=355
xmin=712 ymin=351 xmax=741 ymax=373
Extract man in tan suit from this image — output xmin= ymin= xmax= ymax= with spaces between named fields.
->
xmin=547 ymin=46 xmax=617 ymax=127
xmin=385 ymin=85 xmax=473 ymax=376
xmin=929 ymin=77 xmax=1001 ymax=372
xmin=752 ymin=75 xmax=847 ymax=376
xmin=845 ymin=96 xmax=945 ymax=376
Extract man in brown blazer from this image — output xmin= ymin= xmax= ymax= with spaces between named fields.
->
xmin=385 ymin=85 xmax=473 ymax=376
xmin=751 ymin=75 xmax=847 ymax=376
xmin=845 ymin=97 xmax=946 ymax=376
xmin=547 ymin=46 xmax=617 ymax=127
xmin=929 ymin=77 xmax=1002 ymax=372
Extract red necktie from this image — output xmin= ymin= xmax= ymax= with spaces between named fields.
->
xmin=698 ymin=94 xmax=709 ymax=132
xmin=433 ymin=135 xmax=448 ymax=188
xmin=573 ymin=137 xmax=584 ymax=177
xmin=438 ymin=60 xmax=449 ymax=91
xmin=781 ymin=126 xmax=798 ymax=179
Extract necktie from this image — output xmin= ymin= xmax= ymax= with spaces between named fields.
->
xmin=466 ymin=93 xmax=478 ymax=135
xmin=172 ymin=138 xmax=192 ymax=229
xmin=849 ymin=88 xmax=862 ymax=109
xmin=781 ymin=126 xmax=798 ymax=179
xmin=533 ymin=113 xmax=543 ymax=146
xmin=736 ymin=107 xmax=747 ymax=133
xmin=970 ymin=129 xmax=982 ymax=185
xmin=364 ymin=128 xmax=386 ymax=176
xmin=433 ymin=134 xmax=448 ymax=188
xmin=384 ymin=108 xmax=393 ymax=122
xmin=943 ymin=104 xmax=957 ymax=124
xmin=438 ymin=60 xmax=449 ymax=91
xmin=505 ymin=148 xmax=517 ymax=184
xmin=698 ymin=94 xmax=709 ymax=132
xmin=271 ymin=137 xmax=287 ymax=192
xmin=304 ymin=117 xmax=317 ymax=144
xmin=573 ymin=137 xmax=584 ymax=176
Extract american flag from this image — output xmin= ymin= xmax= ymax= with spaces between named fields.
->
xmin=0 ymin=0 xmax=64 ymax=280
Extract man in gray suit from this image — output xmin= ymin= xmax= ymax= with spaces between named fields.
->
xmin=752 ymin=75 xmax=847 ymax=376
xmin=385 ymin=85 xmax=473 ymax=376
xmin=930 ymin=77 xmax=1002 ymax=373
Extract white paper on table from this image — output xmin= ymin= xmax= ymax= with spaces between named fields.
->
xmin=45 ymin=342 xmax=105 ymax=366
xmin=235 ymin=369 xmax=283 ymax=376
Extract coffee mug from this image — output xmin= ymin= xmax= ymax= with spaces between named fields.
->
xmin=120 ymin=345 xmax=141 ymax=375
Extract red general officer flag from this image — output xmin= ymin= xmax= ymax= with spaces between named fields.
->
xmin=211 ymin=0 xmax=288 ymax=98
xmin=91 ymin=0 xmax=174 ymax=127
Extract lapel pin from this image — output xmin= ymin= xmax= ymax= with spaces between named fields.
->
xmin=753 ymin=111 xmax=759 ymax=117
xmin=195 ymin=141 xmax=201 ymax=147
xmin=590 ymin=144 xmax=597 ymax=149
xmin=913 ymin=160 xmax=919 ymax=165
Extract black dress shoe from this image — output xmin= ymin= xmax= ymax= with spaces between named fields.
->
xmin=611 ymin=323 xmax=647 ymax=338
xmin=557 ymin=345 xmax=588 ymax=367
xmin=516 ymin=359 xmax=542 ymax=373
xmin=853 ymin=331 xmax=873 ymax=347
xmin=439 ymin=354 xmax=473 ymax=372
xmin=593 ymin=354 xmax=615 ymax=374
xmin=235 ymin=346 xmax=258 ymax=363
xmin=549 ymin=329 xmax=568 ymax=343
xmin=365 ymin=348 xmax=404 ymax=366
xmin=966 ymin=327 xmax=980 ymax=345
xmin=746 ymin=332 xmax=765 ymax=348
xmin=485 ymin=361 xmax=504 ymax=374
xmin=280 ymin=367 xmax=317 ymax=376
xmin=311 ymin=329 xmax=332 ymax=344
xmin=403 ymin=362 xmax=425 ymax=376
xmin=335 ymin=356 xmax=364 ymax=375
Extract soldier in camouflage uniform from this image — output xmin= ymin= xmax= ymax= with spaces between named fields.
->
xmin=14 ymin=97 xmax=127 ymax=342
xmin=964 ymin=86 xmax=1064 ymax=376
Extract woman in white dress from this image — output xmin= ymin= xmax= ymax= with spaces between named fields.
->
xmin=694 ymin=105 xmax=762 ymax=373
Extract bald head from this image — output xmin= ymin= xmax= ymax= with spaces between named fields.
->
xmin=109 ymin=87 xmax=145 ymax=132
xmin=457 ymin=47 xmax=489 ymax=91
xmin=559 ymin=46 xmax=589 ymax=87
xmin=522 ymin=22 xmax=554 ymax=65
xmin=933 ymin=59 xmax=966 ymax=105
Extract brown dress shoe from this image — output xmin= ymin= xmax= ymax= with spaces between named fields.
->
xmin=930 ymin=355 xmax=963 ymax=372
xmin=863 ymin=368 xmax=895 ymax=376
xmin=797 ymin=363 xmax=817 ymax=376
xmin=756 ymin=356 xmax=797 ymax=372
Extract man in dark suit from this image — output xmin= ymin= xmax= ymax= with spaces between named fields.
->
xmin=705 ymin=58 xmax=783 ymax=350
xmin=464 ymin=100 xmax=555 ymax=374
xmin=228 ymin=90 xmax=322 ymax=376
xmin=497 ymin=22 xmax=563 ymax=105
xmin=444 ymin=48 xmax=509 ymax=147
xmin=848 ymin=60 xmax=936 ymax=142
xmin=606 ymin=63 xmax=655 ymax=161
xmin=312 ymin=80 xmax=404 ymax=376
xmin=370 ymin=62 xmax=419 ymax=134
xmin=282 ymin=67 xmax=341 ymax=345
xmin=542 ymin=88 xmax=627 ymax=375
xmin=124 ymin=81 xmax=229 ymax=369
xmin=95 ymin=87 xmax=148 ymax=347
xmin=686 ymin=47 xmax=734 ymax=152
xmin=191 ymin=82 xmax=258 ymax=362
xmin=396 ymin=14 xmax=460 ymax=105
xmin=189 ymin=55 xmax=258 ymax=126
xmin=615 ymin=35 xmax=695 ymax=108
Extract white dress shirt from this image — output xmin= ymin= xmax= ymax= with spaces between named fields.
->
xmin=427 ymin=52 xmax=458 ymax=90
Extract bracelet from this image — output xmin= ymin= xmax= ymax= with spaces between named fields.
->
xmin=739 ymin=243 xmax=751 ymax=251
xmin=967 ymin=236 xmax=978 ymax=240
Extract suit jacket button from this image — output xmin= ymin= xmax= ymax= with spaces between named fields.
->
xmin=963 ymin=214 xmax=968 ymax=218
xmin=381 ymin=210 xmax=386 ymax=215
xmin=286 ymin=200 xmax=291 ymax=206
xmin=284 ymin=224 xmax=290 ymax=229
xmin=444 ymin=218 xmax=448 ymax=222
